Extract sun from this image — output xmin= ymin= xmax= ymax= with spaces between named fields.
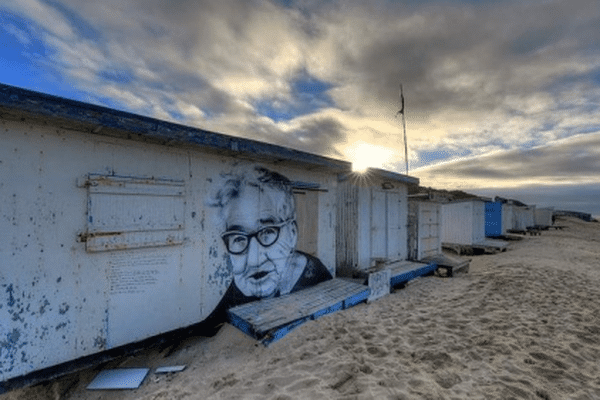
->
xmin=345 ymin=141 xmax=397 ymax=173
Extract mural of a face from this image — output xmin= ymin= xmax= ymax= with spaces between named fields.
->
xmin=222 ymin=183 xmax=298 ymax=298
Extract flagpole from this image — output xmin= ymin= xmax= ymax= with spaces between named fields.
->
xmin=397 ymin=84 xmax=408 ymax=174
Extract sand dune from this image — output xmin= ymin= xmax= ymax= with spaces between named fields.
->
xmin=4 ymin=216 xmax=600 ymax=399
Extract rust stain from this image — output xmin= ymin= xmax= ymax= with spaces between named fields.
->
xmin=78 ymin=231 xmax=123 ymax=243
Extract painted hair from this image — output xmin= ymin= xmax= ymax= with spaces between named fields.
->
xmin=207 ymin=166 xmax=296 ymax=226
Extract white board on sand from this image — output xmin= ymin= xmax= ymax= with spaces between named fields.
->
xmin=86 ymin=368 xmax=150 ymax=390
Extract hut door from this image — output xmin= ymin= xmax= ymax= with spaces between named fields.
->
xmin=294 ymin=190 xmax=319 ymax=256
xmin=419 ymin=203 xmax=440 ymax=259
xmin=371 ymin=190 xmax=388 ymax=260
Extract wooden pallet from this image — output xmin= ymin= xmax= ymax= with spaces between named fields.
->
xmin=421 ymin=253 xmax=470 ymax=277
xmin=227 ymin=278 xmax=370 ymax=345
xmin=443 ymin=238 xmax=508 ymax=255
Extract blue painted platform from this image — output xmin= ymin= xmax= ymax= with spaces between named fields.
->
xmin=227 ymin=278 xmax=370 ymax=345
xmin=228 ymin=261 xmax=438 ymax=345
xmin=386 ymin=260 xmax=438 ymax=287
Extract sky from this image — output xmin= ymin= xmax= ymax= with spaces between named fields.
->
xmin=1 ymin=0 xmax=599 ymax=217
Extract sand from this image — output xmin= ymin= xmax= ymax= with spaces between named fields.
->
xmin=4 ymin=216 xmax=600 ymax=400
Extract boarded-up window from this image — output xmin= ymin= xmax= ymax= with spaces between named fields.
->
xmin=83 ymin=174 xmax=185 ymax=252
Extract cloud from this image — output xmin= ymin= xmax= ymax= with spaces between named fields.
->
xmin=2 ymin=0 xmax=600 ymax=175
xmin=413 ymin=131 xmax=600 ymax=189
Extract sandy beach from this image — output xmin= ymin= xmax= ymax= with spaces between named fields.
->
xmin=4 ymin=216 xmax=600 ymax=400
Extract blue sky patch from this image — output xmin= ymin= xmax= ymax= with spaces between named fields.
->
xmin=98 ymin=69 xmax=135 ymax=85
xmin=254 ymin=70 xmax=335 ymax=122
xmin=418 ymin=148 xmax=471 ymax=165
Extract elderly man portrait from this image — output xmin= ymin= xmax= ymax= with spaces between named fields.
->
xmin=208 ymin=166 xmax=332 ymax=311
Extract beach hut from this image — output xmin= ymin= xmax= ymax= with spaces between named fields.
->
xmin=408 ymin=196 xmax=469 ymax=277
xmin=336 ymin=169 xmax=416 ymax=276
xmin=534 ymin=207 xmax=554 ymax=229
xmin=512 ymin=205 xmax=536 ymax=233
xmin=335 ymin=169 xmax=439 ymax=296
xmin=442 ymin=199 xmax=507 ymax=255
xmin=407 ymin=196 xmax=442 ymax=261
xmin=1 ymin=84 xmax=357 ymax=385
xmin=485 ymin=201 xmax=516 ymax=237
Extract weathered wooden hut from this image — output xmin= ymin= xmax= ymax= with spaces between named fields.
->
xmin=1 ymin=84 xmax=356 ymax=385
xmin=408 ymin=196 xmax=469 ymax=277
xmin=336 ymin=169 xmax=418 ymax=277
xmin=442 ymin=199 xmax=507 ymax=255
xmin=407 ymin=196 xmax=442 ymax=261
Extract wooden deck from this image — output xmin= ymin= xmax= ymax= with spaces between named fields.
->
xmin=443 ymin=238 xmax=508 ymax=255
xmin=228 ymin=261 xmax=440 ymax=345
xmin=421 ymin=252 xmax=470 ymax=277
xmin=227 ymin=278 xmax=370 ymax=345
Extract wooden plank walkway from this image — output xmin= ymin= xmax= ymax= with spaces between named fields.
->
xmin=227 ymin=278 xmax=370 ymax=345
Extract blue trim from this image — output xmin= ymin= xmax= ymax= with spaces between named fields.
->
xmin=390 ymin=263 xmax=437 ymax=287
xmin=312 ymin=301 xmax=344 ymax=319
xmin=343 ymin=289 xmax=370 ymax=308
xmin=261 ymin=317 xmax=309 ymax=346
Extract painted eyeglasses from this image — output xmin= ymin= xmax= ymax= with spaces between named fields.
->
xmin=221 ymin=220 xmax=293 ymax=255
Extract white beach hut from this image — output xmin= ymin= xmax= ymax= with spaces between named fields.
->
xmin=1 ymin=84 xmax=353 ymax=385
xmin=534 ymin=207 xmax=554 ymax=229
xmin=442 ymin=199 xmax=507 ymax=255
xmin=336 ymin=169 xmax=417 ymax=276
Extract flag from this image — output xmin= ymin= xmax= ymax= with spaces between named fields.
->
xmin=397 ymin=84 xmax=405 ymax=116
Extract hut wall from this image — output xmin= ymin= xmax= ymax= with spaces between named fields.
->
xmin=0 ymin=118 xmax=339 ymax=381
xmin=502 ymin=204 xmax=515 ymax=233
xmin=513 ymin=206 xmax=535 ymax=231
xmin=471 ymin=201 xmax=486 ymax=243
xmin=534 ymin=207 xmax=553 ymax=227
xmin=442 ymin=200 xmax=485 ymax=245
xmin=442 ymin=201 xmax=473 ymax=245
